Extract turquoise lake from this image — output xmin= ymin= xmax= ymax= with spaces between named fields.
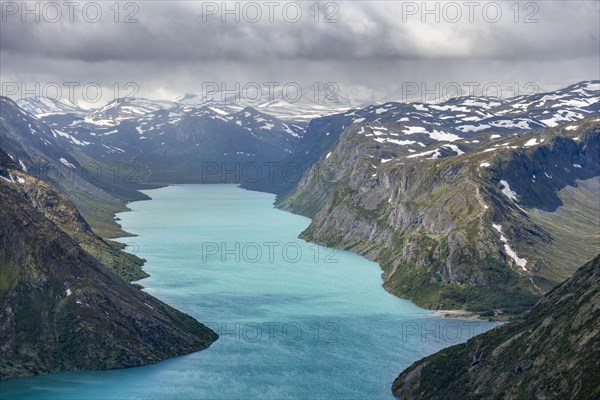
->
xmin=1 ymin=184 xmax=498 ymax=399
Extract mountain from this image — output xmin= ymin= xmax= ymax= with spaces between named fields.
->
xmin=392 ymin=254 xmax=600 ymax=400
xmin=2 ymin=80 xmax=598 ymax=386
xmin=37 ymin=98 xmax=306 ymax=188
xmin=5 ymin=81 xmax=599 ymax=316
xmin=0 ymin=150 xmax=146 ymax=281
xmin=16 ymin=97 xmax=84 ymax=116
xmin=277 ymin=80 xmax=600 ymax=195
xmin=1 ymin=97 xmax=83 ymax=173
xmin=0 ymin=96 xmax=150 ymax=239
xmin=88 ymin=97 xmax=178 ymax=125
xmin=173 ymin=93 xmax=244 ymax=115
xmin=0 ymin=151 xmax=217 ymax=380
xmin=277 ymin=81 xmax=600 ymax=315
xmin=172 ymin=82 xmax=389 ymax=121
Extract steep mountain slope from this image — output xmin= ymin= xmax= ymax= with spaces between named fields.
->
xmin=274 ymin=81 xmax=599 ymax=196
xmin=0 ymin=149 xmax=146 ymax=281
xmin=0 ymin=96 xmax=150 ymax=239
xmin=392 ymin=254 xmax=600 ymax=400
xmin=277 ymin=81 xmax=600 ymax=194
xmin=0 ymin=165 xmax=217 ymax=380
xmin=26 ymin=81 xmax=599 ymax=195
xmin=279 ymin=88 xmax=599 ymax=315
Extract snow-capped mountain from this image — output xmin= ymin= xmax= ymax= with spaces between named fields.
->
xmin=87 ymin=97 xmax=178 ymax=126
xmin=0 ymin=97 xmax=81 ymax=169
xmin=0 ymin=97 xmax=125 ymax=203
xmin=3 ymin=81 xmax=599 ymax=277
xmin=173 ymin=94 xmax=244 ymax=115
xmin=279 ymin=81 xmax=599 ymax=322
xmin=40 ymin=102 xmax=304 ymax=153
xmin=272 ymin=80 xmax=599 ymax=195
xmin=31 ymin=96 xmax=307 ymax=186
xmin=4 ymin=80 xmax=599 ymax=189
xmin=494 ymin=81 xmax=600 ymax=127
xmin=171 ymin=82 xmax=390 ymax=121
xmin=16 ymin=97 xmax=84 ymax=117
xmin=297 ymin=80 xmax=599 ymax=161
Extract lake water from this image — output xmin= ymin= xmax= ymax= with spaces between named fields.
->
xmin=1 ymin=184 xmax=498 ymax=399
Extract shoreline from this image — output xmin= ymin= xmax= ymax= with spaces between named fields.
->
xmin=112 ymin=183 xmax=505 ymax=324
xmin=431 ymin=309 xmax=485 ymax=320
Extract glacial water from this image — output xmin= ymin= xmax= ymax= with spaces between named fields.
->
xmin=1 ymin=184 xmax=498 ymax=399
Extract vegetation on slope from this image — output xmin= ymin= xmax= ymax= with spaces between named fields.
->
xmin=392 ymin=254 xmax=600 ymax=400
xmin=0 ymin=177 xmax=217 ymax=380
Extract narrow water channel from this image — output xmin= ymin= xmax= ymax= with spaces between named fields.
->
xmin=1 ymin=184 xmax=498 ymax=399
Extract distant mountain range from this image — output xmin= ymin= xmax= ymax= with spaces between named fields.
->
xmin=5 ymin=81 xmax=599 ymax=310
xmin=16 ymin=96 xmax=85 ymax=116
xmin=16 ymin=81 xmax=384 ymax=122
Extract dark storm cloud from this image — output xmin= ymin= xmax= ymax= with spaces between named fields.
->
xmin=1 ymin=0 xmax=599 ymax=103
xmin=2 ymin=1 xmax=599 ymax=62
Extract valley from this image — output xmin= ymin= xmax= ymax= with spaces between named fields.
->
xmin=1 ymin=81 xmax=598 ymax=398
xmin=2 ymin=1 xmax=598 ymax=397
xmin=0 ymin=184 xmax=499 ymax=399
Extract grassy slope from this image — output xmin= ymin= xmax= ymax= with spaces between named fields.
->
xmin=529 ymin=178 xmax=600 ymax=281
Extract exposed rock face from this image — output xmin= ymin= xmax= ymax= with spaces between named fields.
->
xmin=280 ymin=120 xmax=600 ymax=314
xmin=391 ymin=254 xmax=600 ymax=400
xmin=0 ymin=168 xmax=217 ymax=380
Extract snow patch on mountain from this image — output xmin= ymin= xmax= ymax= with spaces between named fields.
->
xmin=500 ymin=180 xmax=518 ymax=202
xmin=428 ymin=130 xmax=461 ymax=142
xmin=59 ymin=157 xmax=76 ymax=168
xmin=492 ymin=224 xmax=528 ymax=271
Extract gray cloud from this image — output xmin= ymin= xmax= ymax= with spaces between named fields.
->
xmin=1 ymin=0 xmax=598 ymax=104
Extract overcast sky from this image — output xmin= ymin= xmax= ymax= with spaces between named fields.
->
xmin=1 ymin=0 xmax=598 ymax=106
